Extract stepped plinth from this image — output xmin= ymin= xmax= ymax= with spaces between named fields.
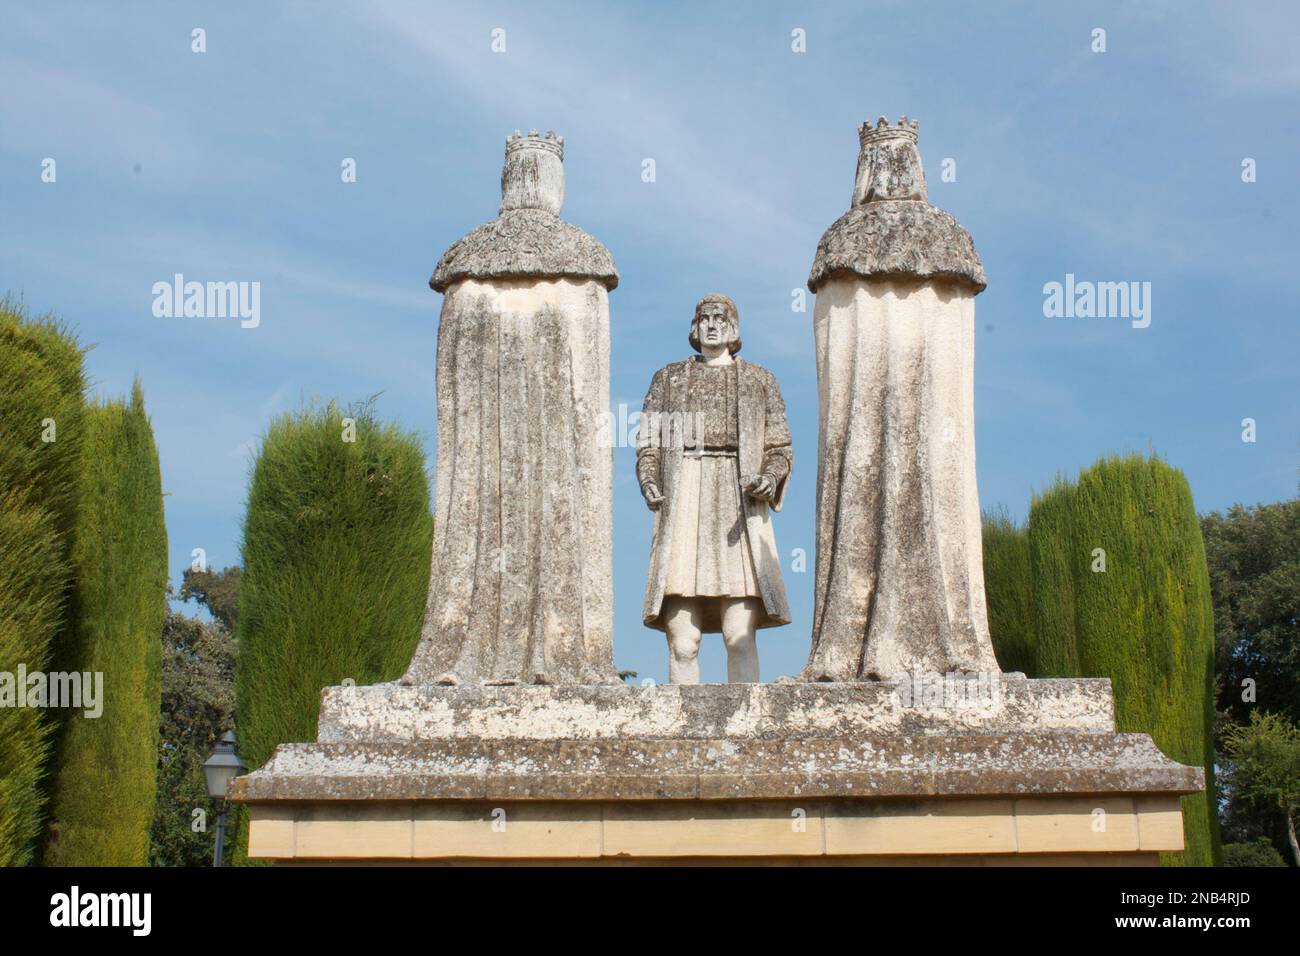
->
xmin=231 ymin=678 xmax=1201 ymax=865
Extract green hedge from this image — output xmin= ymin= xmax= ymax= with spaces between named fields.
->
xmin=981 ymin=508 xmax=1036 ymax=675
xmin=0 ymin=301 xmax=86 ymax=866
xmin=1029 ymin=454 xmax=1221 ymax=865
xmin=43 ymin=383 xmax=167 ymax=865
xmin=235 ymin=401 xmax=431 ymax=797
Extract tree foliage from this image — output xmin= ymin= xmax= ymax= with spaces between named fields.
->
xmin=1028 ymin=453 xmax=1221 ymax=866
xmin=179 ymin=565 xmax=242 ymax=634
xmin=1200 ymin=496 xmax=1300 ymax=727
xmin=1221 ymin=710 xmax=1300 ymax=866
xmin=0 ymin=299 xmax=86 ymax=866
xmin=149 ymin=597 xmax=237 ymax=868
xmin=1200 ymin=492 xmax=1298 ymax=865
xmin=1223 ymin=837 xmax=1287 ymax=867
xmin=43 ymin=383 xmax=167 ymax=866
xmin=981 ymin=507 xmax=1036 ymax=675
xmin=234 ymin=401 xmax=431 ymax=859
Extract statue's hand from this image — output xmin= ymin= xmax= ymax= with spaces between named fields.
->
xmin=641 ymin=481 xmax=665 ymax=511
xmin=745 ymin=474 xmax=776 ymax=503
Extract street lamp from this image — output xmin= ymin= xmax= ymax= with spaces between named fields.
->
xmin=202 ymin=730 xmax=246 ymax=867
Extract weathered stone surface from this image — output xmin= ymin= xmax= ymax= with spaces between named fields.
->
xmin=802 ymin=118 xmax=996 ymax=680
xmin=430 ymin=129 xmax=616 ymax=292
xmin=232 ymin=678 xmax=1200 ymax=806
xmin=230 ymin=732 xmax=1203 ymax=804
xmin=808 ymin=201 xmax=986 ymax=293
xmin=635 ymin=295 xmax=794 ymax=688
xmin=316 ymin=678 xmax=1116 ymax=742
xmin=403 ymin=131 xmax=619 ymax=687
xmin=431 ymin=208 xmax=619 ymax=293
xmin=808 ymin=118 xmax=985 ymax=293
xmin=500 ymin=129 xmax=566 ymax=215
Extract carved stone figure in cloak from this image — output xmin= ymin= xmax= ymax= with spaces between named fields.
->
xmin=800 ymin=117 xmax=1001 ymax=682
xmin=401 ymin=130 xmax=620 ymax=687
xmin=637 ymin=294 xmax=793 ymax=684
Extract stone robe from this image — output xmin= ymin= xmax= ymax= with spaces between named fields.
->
xmin=804 ymin=276 xmax=999 ymax=680
xmin=400 ymin=133 xmax=621 ymax=686
xmin=801 ymin=118 xmax=1001 ymax=682
xmin=402 ymin=277 xmax=618 ymax=685
xmin=638 ymin=357 xmax=792 ymax=634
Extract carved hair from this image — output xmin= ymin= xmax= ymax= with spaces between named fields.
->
xmin=688 ymin=293 xmax=742 ymax=354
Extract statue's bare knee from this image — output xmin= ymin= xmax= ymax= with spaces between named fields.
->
xmin=720 ymin=598 xmax=760 ymax=683
xmin=720 ymin=597 xmax=761 ymax=648
xmin=663 ymin=597 xmax=702 ymax=661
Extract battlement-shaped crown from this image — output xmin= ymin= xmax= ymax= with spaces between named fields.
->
xmin=500 ymin=128 xmax=566 ymax=215
xmin=506 ymin=129 xmax=564 ymax=161
xmin=852 ymin=115 xmax=927 ymax=205
xmin=858 ymin=115 xmax=919 ymax=148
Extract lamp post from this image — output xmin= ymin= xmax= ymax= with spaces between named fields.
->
xmin=202 ymin=730 xmax=246 ymax=867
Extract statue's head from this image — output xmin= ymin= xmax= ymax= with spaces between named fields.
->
xmin=689 ymin=293 xmax=742 ymax=355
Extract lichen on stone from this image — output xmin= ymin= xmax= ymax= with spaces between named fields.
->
xmin=431 ymin=208 xmax=619 ymax=292
xmin=807 ymin=200 xmax=986 ymax=293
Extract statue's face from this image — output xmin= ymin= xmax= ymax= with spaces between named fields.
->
xmin=696 ymin=302 xmax=735 ymax=351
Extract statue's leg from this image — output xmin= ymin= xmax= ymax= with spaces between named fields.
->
xmin=720 ymin=597 xmax=762 ymax=683
xmin=662 ymin=596 xmax=703 ymax=685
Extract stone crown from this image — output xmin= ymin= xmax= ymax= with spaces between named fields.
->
xmin=431 ymin=130 xmax=618 ymax=293
xmin=806 ymin=115 xmax=985 ymax=293
xmin=853 ymin=113 xmax=927 ymax=205
xmin=506 ymin=129 xmax=564 ymax=161
xmin=858 ymin=116 xmax=919 ymax=148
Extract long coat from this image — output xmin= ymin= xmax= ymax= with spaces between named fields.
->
xmin=637 ymin=357 xmax=792 ymax=634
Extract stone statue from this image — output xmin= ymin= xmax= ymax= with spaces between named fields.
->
xmin=636 ymin=294 xmax=792 ymax=683
xmin=400 ymin=130 xmax=621 ymax=686
xmin=800 ymin=117 xmax=1001 ymax=682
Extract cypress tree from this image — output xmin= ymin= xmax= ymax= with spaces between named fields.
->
xmin=235 ymin=400 xmax=431 ymax=812
xmin=0 ymin=300 xmax=86 ymax=866
xmin=43 ymin=382 xmax=167 ymax=865
xmin=981 ymin=507 xmax=1036 ymax=675
xmin=1029 ymin=454 xmax=1221 ymax=865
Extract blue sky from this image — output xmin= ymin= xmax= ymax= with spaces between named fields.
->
xmin=3 ymin=1 xmax=1297 ymax=683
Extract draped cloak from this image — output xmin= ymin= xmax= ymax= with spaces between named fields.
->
xmin=638 ymin=358 xmax=792 ymax=635
xmin=400 ymin=201 xmax=621 ymax=686
xmin=800 ymin=135 xmax=1003 ymax=681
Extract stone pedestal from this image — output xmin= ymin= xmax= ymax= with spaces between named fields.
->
xmin=231 ymin=678 xmax=1202 ymax=865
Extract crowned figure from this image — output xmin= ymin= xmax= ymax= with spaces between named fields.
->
xmin=801 ymin=118 xmax=1001 ymax=682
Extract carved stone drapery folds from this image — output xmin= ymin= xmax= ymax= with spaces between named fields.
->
xmin=401 ymin=131 xmax=620 ymax=686
xmin=802 ymin=118 xmax=1000 ymax=681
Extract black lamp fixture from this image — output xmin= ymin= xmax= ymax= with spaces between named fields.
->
xmin=202 ymin=730 xmax=246 ymax=866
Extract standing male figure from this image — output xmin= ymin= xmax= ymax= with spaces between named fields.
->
xmin=637 ymin=294 xmax=793 ymax=683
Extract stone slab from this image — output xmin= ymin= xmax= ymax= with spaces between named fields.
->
xmin=231 ymin=732 xmax=1202 ymax=804
xmin=245 ymin=794 xmax=1187 ymax=862
xmin=1013 ymin=796 xmax=1140 ymax=853
xmin=601 ymin=800 xmax=825 ymax=858
xmin=824 ymin=798 xmax=1016 ymax=855
xmin=315 ymin=677 xmax=1115 ymax=743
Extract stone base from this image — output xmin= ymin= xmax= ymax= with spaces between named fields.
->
xmin=313 ymin=674 xmax=1118 ymax=741
xmin=248 ymin=796 xmax=1185 ymax=865
xmin=231 ymin=679 xmax=1203 ymax=865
